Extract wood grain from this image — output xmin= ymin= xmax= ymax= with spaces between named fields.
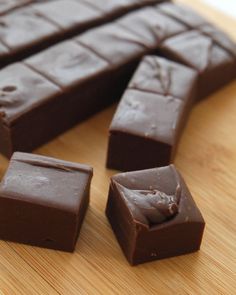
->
xmin=0 ymin=1 xmax=235 ymax=294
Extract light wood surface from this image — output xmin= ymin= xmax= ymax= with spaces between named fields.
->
xmin=0 ymin=1 xmax=235 ymax=294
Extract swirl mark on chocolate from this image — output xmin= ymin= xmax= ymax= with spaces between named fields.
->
xmin=119 ymin=184 xmax=181 ymax=226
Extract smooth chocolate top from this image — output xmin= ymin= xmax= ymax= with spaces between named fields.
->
xmin=0 ymin=63 xmax=60 ymax=125
xmin=0 ymin=7 xmax=59 ymax=51
xmin=161 ymin=30 xmax=235 ymax=73
xmin=129 ymin=56 xmax=197 ymax=100
xmin=110 ymin=89 xmax=184 ymax=145
xmin=25 ymin=40 xmax=109 ymax=89
xmin=0 ymin=152 xmax=93 ymax=212
xmin=77 ymin=22 xmax=149 ymax=67
xmin=158 ymin=2 xmax=208 ymax=28
xmin=111 ymin=165 xmax=203 ymax=228
xmin=32 ymin=0 xmax=102 ymax=31
xmin=116 ymin=183 xmax=180 ymax=226
xmin=117 ymin=7 xmax=187 ymax=49
xmin=0 ymin=0 xmax=32 ymax=15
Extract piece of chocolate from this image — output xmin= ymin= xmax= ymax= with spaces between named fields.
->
xmin=107 ymin=56 xmax=197 ymax=171
xmin=0 ymin=0 xmax=32 ymax=16
xmin=0 ymin=152 xmax=93 ymax=251
xmin=157 ymin=2 xmax=209 ymax=29
xmin=0 ymin=7 xmax=60 ymax=68
xmin=106 ymin=165 xmax=205 ymax=265
xmin=32 ymin=0 xmax=103 ymax=34
xmin=117 ymin=6 xmax=187 ymax=50
xmin=160 ymin=30 xmax=236 ymax=98
xmin=0 ymin=0 xmax=168 ymax=68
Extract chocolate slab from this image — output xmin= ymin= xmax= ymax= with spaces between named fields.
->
xmin=0 ymin=3 xmax=236 ymax=157
xmin=160 ymin=30 xmax=236 ymax=99
xmin=106 ymin=165 xmax=205 ymax=265
xmin=0 ymin=0 xmax=168 ymax=68
xmin=0 ymin=152 xmax=93 ymax=251
xmin=107 ymin=56 xmax=197 ymax=171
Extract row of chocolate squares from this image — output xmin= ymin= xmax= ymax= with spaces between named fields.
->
xmin=0 ymin=152 xmax=205 ymax=266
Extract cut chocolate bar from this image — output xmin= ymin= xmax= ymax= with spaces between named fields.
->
xmin=106 ymin=165 xmax=205 ymax=265
xmin=160 ymin=30 xmax=236 ymax=98
xmin=0 ymin=152 xmax=93 ymax=251
xmin=0 ymin=0 xmax=169 ymax=69
xmin=107 ymin=56 xmax=197 ymax=171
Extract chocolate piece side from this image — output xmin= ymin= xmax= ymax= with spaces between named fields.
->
xmin=0 ymin=152 xmax=93 ymax=251
xmin=106 ymin=165 xmax=205 ymax=265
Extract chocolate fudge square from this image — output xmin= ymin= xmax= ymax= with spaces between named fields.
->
xmin=160 ymin=30 xmax=236 ymax=98
xmin=0 ymin=152 xmax=93 ymax=251
xmin=106 ymin=165 xmax=205 ymax=265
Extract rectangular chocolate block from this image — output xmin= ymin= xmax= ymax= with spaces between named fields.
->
xmin=106 ymin=165 xmax=205 ymax=265
xmin=0 ymin=0 xmax=169 ymax=68
xmin=107 ymin=56 xmax=197 ymax=171
xmin=0 ymin=152 xmax=93 ymax=251
xmin=160 ymin=29 xmax=236 ymax=98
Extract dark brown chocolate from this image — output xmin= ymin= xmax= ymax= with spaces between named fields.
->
xmin=106 ymin=165 xmax=205 ymax=265
xmin=107 ymin=56 xmax=197 ymax=171
xmin=0 ymin=152 xmax=93 ymax=251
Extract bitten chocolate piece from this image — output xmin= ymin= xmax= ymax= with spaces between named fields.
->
xmin=160 ymin=30 xmax=236 ymax=98
xmin=106 ymin=165 xmax=205 ymax=265
xmin=107 ymin=56 xmax=197 ymax=171
xmin=0 ymin=152 xmax=93 ymax=251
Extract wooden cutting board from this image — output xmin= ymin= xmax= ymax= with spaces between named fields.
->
xmin=0 ymin=0 xmax=235 ymax=294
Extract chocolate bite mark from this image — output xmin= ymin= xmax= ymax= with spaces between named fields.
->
xmin=118 ymin=183 xmax=181 ymax=226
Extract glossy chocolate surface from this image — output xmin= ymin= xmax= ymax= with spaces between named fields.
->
xmin=106 ymin=165 xmax=205 ymax=265
xmin=0 ymin=152 xmax=93 ymax=251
